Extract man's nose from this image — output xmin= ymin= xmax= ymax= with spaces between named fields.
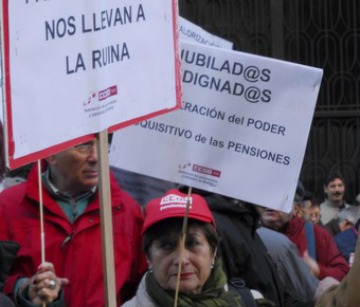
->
xmin=87 ymin=145 xmax=98 ymax=162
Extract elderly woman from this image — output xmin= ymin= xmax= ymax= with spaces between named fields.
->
xmin=122 ymin=189 xmax=244 ymax=307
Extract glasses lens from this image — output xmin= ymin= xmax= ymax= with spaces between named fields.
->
xmin=74 ymin=142 xmax=94 ymax=153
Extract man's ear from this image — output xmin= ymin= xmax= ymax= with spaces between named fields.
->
xmin=324 ymin=185 xmax=328 ymax=194
xmin=45 ymin=156 xmax=58 ymax=167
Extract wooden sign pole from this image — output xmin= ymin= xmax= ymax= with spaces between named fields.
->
xmin=173 ymin=186 xmax=192 ymax=307
xmin=96 ymin=130 xmax=117 ymax=307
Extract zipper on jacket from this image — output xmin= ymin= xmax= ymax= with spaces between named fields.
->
xmin=70 ymin=198 xmax=78 ymax=223
xmin=61 ymin=228 xmax=74 ymax=247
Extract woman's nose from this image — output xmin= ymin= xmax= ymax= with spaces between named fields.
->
xmin=174 ymin=245 xmax=190 ymax=266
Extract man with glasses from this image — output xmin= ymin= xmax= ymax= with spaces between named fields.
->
xmin=0 ymin=140 xmax=147 ymax=306
xmin=295 ymin=191 xmax=322 ymax=225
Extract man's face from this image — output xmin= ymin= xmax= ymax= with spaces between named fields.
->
xmin=46 ymin=141 xmax=98 ymax=195
xmin=324 ymin=178 xmax=345 ymax=204
xmin=309 ymin=206 xmax=321 ymax=224
xmin=256 ymin=206 xmax=292 ymax=231
xmin=297 ymin=200 xmax=313 ymax=222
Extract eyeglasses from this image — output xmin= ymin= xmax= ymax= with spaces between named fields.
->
xmin=73 ymin=141 xmax=96 ymax=154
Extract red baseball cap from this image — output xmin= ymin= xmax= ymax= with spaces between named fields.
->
xmin=142 ymin=189 xmax=216 ymax=234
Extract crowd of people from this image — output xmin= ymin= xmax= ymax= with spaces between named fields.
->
xmin=0 ymin=137 xmax=360 ymax=306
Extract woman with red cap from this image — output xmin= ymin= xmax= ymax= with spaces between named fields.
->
xmin=122 ymin=189 xmax=245 ymax=307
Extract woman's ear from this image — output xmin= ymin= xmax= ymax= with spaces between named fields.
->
xmin=146 ymin=256 xmax=151 ymax=265
xmin=146 ymin=256 xmax=154 ymax=273
xmin=212 ymin=247 xmax=217 ymax=265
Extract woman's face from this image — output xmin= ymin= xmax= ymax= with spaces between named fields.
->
xmin=148 ymin=225 xmax=215 ymax=294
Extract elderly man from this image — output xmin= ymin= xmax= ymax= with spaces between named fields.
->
xmin=256 ymin=182 xmax=349 ymax=283
xmin=0 ymin=140 xmax=147 ymax=306
xmin=324 ymin=206 xmax=360 ymax=237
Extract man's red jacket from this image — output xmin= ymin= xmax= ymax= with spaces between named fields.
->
xmin=0 ymin=164 xmax=147 ymax=306
xmin=284 ymin=216 xmax=349 ymax=281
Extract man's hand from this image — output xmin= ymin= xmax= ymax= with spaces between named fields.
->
xmin=302 ymin=250 xmax=320 ymax=277
xmin=26 ymin=262 xmax=69 ymax=305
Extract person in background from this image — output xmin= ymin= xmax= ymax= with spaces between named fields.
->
xmin=354 ymin=193 xmax=360 ymax=206
xmin=333 ymin=219 xmax=360 ymax=266
xmin=296 ymin=191 xmax=322 ymax=225
xmin=310 ymin=202 xmax=322 ymax=224
xmin=257 ymin=226 xmax=319 ymax=306
xmin=315 ymin=225 xmax=360 ymax=307
xmin=323 ymin=206 xmax=360 ymax=237
xmin=122 ymin=189 xmax=249 ymax=307
xmin=0 ymin=140 xmax=147 ymax=306
xmin=320 ymin=171 xmax=351 ymax=225
xmin=256 ymin=182 xmax=349 ymax=283
xmin=200 ymin=192 xmax=285 ymax=307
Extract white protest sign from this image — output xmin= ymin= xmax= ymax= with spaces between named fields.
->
xmin=1 ymin=0 xmax=181 ymax=169
xmin=179 ymin=17 xmax=233 ymax=49
xmin=110 ymin=41 xmax=323 ymax=212
xmin=107 ymin=18 xmax=232 ymax=206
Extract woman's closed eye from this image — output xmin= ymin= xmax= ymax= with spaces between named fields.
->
xmin=157 ymin=238 xmax=177 ymax=251
xmin=185 ymin=236 xmax=201 ymax=250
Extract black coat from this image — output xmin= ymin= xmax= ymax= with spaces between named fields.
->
xmin=204 ymin=194 xmax=285 ymax=307
xmin=0 ymin=294 xmax=16 ymax=307
xmin=0 ymin=241 xmax=20 ymax=306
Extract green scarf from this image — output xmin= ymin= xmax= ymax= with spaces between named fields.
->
xmin=146 ymin=258 xmax=243 ymax=307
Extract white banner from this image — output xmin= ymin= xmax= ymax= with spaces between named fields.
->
xmin=108 ymin=18 xmax=231 ymax=206
xmin=1 ymin=0 xmax=181 ymax=168
xmin=110 ymin=41 xmax=323 ymax=212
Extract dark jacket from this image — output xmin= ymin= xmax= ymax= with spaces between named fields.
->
xmin=334 ymin=227 xmax=358 ymax=263
xmin=324 ymin=219 xmax=341 ymax=237
xmin=0 ymin=294 xmax=16 ymax=307
xmin=203 ymin=193 xmax=285 ymax=307
xmin=0 ymin=241 xmax=20 ymax=307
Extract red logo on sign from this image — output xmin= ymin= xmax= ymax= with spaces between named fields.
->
xmin=83 ymin=91 xmax=97 ymax=106
xmin=192 ymin=164 xmax=221 ymax=177
xmin=98 ymin=86 xmax=118 ymax=101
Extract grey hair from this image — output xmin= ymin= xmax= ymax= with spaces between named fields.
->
xmin=338 ymin=207 xmax=360 ymax=224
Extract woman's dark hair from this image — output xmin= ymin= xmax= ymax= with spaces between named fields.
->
xmin=143 ymin=218 xmax=219 ymax=258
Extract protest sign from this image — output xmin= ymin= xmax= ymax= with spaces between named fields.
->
xmin=110 ymin=18 xmax=232 ymax=206
xmin=179 ymin=17 xmax=233 ymax=49
xmin=110 ymin=41 xmax=323 ymax=212
xmin=1 ymin=0 xmax=181 ymax=169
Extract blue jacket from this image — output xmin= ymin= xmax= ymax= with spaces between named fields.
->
xmin=334 ymin=227 xmax=358 ymax=262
